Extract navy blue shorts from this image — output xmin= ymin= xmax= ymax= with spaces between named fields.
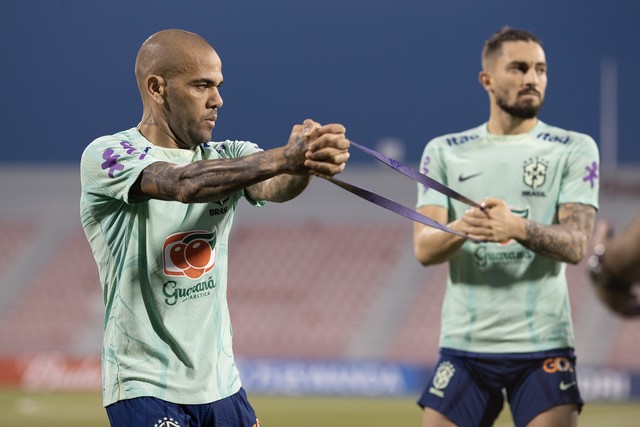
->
xmin=105 ymin=387 xmax=260 ymax=427
xmin=417 ymin=348 xmax=583 ymax=427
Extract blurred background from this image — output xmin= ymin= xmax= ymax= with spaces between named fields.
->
xmin=1 ymin=0 xmax=640 ymax=425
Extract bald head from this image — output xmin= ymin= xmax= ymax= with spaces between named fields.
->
xmin=135 ymin=29 xmax=217 ymax=95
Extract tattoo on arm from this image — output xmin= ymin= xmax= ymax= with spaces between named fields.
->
xmin=246 ymin=132 xmax=310 ymax=202
xmin=130 ymin=149 xmax=305 ymax=204
xmin=130 ymin=161 xmax=182 ymax=201
xmin=246 ymin=174 xmax=310 ymax=203
xmin=521 ymin=203 xmax=596 ymax=264
xmin=175 ymin=155 xmax=270 ymax=202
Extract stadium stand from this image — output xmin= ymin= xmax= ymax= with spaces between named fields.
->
xmin=0 ymin=167 xmax=639 ymax=373
xmin=384 ymin=264 xmax=447 ymax=364
xmin=0 ymin=220 xmax=37 ymax=278
xmin=0 ymin=228 xmax=100 ymax=355
xmin=228 ymin=221 xmax=408 ymax=359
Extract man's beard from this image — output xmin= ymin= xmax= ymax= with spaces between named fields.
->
xmin=496 ymin=95 xmax=543 ymax=119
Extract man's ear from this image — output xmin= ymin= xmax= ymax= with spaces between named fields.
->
xmin=146 ymin=75 xmax=166 ymax=104
xmin=478 ymin=71 xmax=491 ymax=92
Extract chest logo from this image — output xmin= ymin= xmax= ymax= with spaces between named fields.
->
xmin=163 ymin=230 xmax=217 ymax=279
xmin=458 ymin=172 xmax=483 ymax=182
xmin=523 ymin=157 xmax=548 ymax=190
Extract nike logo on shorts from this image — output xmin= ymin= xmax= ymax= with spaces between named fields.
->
xmin=458 ymin=172 xmax=483 ymax=182
xmin=559 ymin=381 xmax=576 ymax=391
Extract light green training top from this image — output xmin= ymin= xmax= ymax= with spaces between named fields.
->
xmin=416 ymin=121 xmax=599 ymax=354
xmin=80 ymin=128 xmax=264 ymax=406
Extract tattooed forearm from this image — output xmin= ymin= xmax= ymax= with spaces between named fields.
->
xmin=246 ymin=132 xmax=311 ymax=202
xmin=247 ymin=174 xmax=310 ymax=203
xmin=130 ymin=161 xmax=177 ymax=200
xmin=520 ymin=203 xmax=596 ymax=264
xmin=178 ymin=155 xmax=267 ymax=203
xmin=130 ymin=147 xmax=310 ymax=203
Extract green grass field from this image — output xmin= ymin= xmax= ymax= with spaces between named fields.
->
xmin=2 ymin=388 xmax=640 ymax=426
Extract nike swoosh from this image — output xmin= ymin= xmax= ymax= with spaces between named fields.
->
xmin=458 ymin=172 xmax=483 ymax=182
xmin=559 ymin=381 xmax=576 ymax=391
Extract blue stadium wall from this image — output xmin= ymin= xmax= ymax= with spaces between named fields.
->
xmin=3 ymin=355 xmax=640 ymax=401
xmin=1 ymin=0 xmax=640 ymax=165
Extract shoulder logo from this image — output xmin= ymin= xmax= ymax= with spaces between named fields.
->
xmin=429 ymin=361 xmax=455 ymax=398
xmin=458 ymin=172 xmax=483 ymax=182
xmin=420 ymin=156 xmax=431 ymax=194
xmin=560 ymin=381 xmax=576 ymax=391
xmin=536 ymin=132 xmax=570 ymax=144
xmin=582 ymin=161 xmax=599 ymax=189
xmin=446 ymin=134 xmax=479 ymax=146
xmin=163 ymin=229 xmax=217 ymax=279
xmin=101 ymin=141 xmax=149 ymax=178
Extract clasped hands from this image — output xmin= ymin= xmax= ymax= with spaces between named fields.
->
xmin=456 ymin=198 xmax=526 ymax=244
xmin=286 ymin=119 xmax=350 ymax=178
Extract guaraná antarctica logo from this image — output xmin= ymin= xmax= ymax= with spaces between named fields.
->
xmin=162 ymin=229 xmax=218 ymax=306
xmin=163 ymin=229 xmax=217 ymax=279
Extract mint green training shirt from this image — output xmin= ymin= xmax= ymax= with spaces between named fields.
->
xmin=416 ymin=121 xmax=599 ymax=354
xmin=80 ymin=128 xmax=264 ymax=406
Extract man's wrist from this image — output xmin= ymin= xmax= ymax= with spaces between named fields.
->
xmin=514 ymin=216 xmax=528 ymax=241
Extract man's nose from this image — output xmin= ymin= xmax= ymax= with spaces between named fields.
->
xmin=523 ymin=68 xmax=539 ymax=85
xmin=209 ymin=88 xmax=223 ymax=109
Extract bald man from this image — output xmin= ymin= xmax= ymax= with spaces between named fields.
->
xmin=80 ymin=29 xmax=350 ymax=427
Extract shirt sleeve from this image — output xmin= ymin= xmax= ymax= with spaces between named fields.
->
xmin=80 ymin=135 xmax=163 ymax=205
xmin=209 ymin=140 xmax=267 ymax=206
xmin=416 ymin=138 xmax=449 ymax=210
xmin=558 ymin=134 xmax=600 ymax=209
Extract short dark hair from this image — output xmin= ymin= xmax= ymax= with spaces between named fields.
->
xmin=482 ymin=27 xmax=543 ymax=68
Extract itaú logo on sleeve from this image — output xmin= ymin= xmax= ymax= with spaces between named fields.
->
xmin=162 ymin=230 xmax=217 ymax=279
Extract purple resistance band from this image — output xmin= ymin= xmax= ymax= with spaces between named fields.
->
xmin=325 ymin=141 xmax=482 ymax=242
xmin=350 ymin=141 xmax=482 ymax=209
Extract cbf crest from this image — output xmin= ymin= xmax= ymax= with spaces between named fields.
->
xmin=523 ymin=157 xmax=548 ymax=190
xmin=429 ymin=361 xmax=456 ymax=398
